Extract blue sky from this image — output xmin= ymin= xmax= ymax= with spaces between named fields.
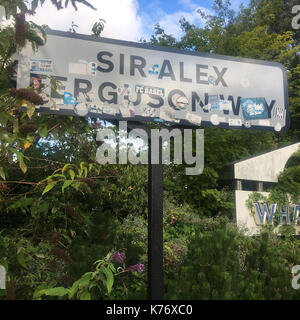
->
xmin=136 ymin=0 xmax=246 ymax=15
xmin=29 ymin=0 xmax=249 ymax=41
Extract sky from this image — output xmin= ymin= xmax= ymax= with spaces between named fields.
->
xmin=26 ymin=0 xmax=249 ymax=42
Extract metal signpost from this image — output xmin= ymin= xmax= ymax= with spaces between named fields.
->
xmin=16 ymin=29 xmax=289 ymax=300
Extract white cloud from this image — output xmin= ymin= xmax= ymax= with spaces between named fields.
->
xmin=29 ymin=0 xmax=143 ymax=41
xmin=140 ymin=1 xmax=212 ymax=40
xmin=178 ymin=0 xmax=201 ymax=11
xmin=4 ymin=0 xmax=249 ymax=42
xmin=157 ymin=7 xmax=209 ymax=39
xmin=28 ymin=0 xmax=214 ymax=42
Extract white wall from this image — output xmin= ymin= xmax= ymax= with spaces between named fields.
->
xmin=235 ymin=190 xmax=269 ymax=235
xmin=234 ymin=143 xmax=300 ymax=182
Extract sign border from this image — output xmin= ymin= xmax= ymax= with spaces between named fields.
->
xmin=32 ymin=29 xmax=290 ymax=132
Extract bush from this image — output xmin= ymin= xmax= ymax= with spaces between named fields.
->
xmin=165 ymin=217 xmax=300 ymax=300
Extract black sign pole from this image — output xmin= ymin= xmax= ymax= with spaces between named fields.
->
xmin=148 ymin=136 xmax=164 ymax=300
xmin=123 ymin=121 xmax=164 ymax=300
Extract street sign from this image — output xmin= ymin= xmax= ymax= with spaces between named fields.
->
xmin=14 ymin=28 xmax=292 ymax=300
xmin=16 ymin=29 xmax=289 ymax=132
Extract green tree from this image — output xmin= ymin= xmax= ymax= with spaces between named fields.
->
xmin=0 ymin=0 xmax=299 ymax=300
xmin=148 ymin=0 xmax=299 ymax=215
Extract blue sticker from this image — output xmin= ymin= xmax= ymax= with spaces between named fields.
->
xmin=148 ymin=64 xmax=159 ymax=75
xmin=64 ymin=92 xmax=77 ymax=105
xmin=30 ymin=59 xmax=53 ymax=73
xmin=208 ymin=76 xmax=216 ymax=85
xmin=208 ymin=95 xmax=219 ymax=111
xmin=241 ymin=98 xmax=268 ymax=120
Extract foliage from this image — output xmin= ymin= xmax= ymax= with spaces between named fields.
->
xmin=275 ymin=147 xmax=300 ymax=203
xmin=0 ymin=232 xmax=69 ymax=299
xmin=68 ymin=21 xmax=78 ymax=33
xmin=0 ymin=0 xmax=96 ymax=16
xmin=33 ymin=251 xmax=144 ymax=300
xmin=91 ymin=19 xmax=106 ymax=37
xmin=165 ymin=218 xmax=300 ymax=300
xmin=245 ymin=146 xmax=300 ymax=233
xmin=0 ymin=0 xmax=299 ymax=300
xmin=147 ymin=0 xmax=300 ymax=217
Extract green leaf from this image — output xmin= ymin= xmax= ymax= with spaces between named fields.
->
xmin=69 ymin=170 xmax=75 ymax=181
xmin=31 ymin=0 xmax=39 ymax=11
xmin=69 ymin=272 xmax=93 ymax=299
xmin=50 ymin=98 xmax=57 ymax=110
xmin=71 ymin=181 xmax=80 ymax=191
xmin=89 ymin=283 xmax=97 ymax=290
xmin=19 ymin=158 xmax=27 ymax=174
xmin=8 ymin=197 xmax=33 ymax=209
xmin=17 ymin=249 xmax=27 ymax=269
xmin=42 ymin=181 xmax=57 ymax=195
xmin=108 ymin=262 xmax=116 ymax=273
xmin=62 ymin=164 xmax=72 ymax=173
xmin=39 ymin=287 xmax=69 ymax=297
xmin=33 ymin=283 xmax=58 ymax=299
xmin=79 ymin=290 xmax=91 ymax=300
xmin=68 ymin=280 xmax=80 ymax=299
xmin=37 ymin=201 xmax=49 ymax=214
xmin=33 ymin=283 xmax=51 ymax=299
xmin=0 ymin=167 xmax=5 ymax=180
xmin=49 ymin=174 xmax=66 ymax=179
xmin=0 ymin=114 xmax=8 ymax=127
xmin=62 ymin=180 xmax=73 ymax=193
xmin=27 ymin=102 xmax=35 ymax=119
xmin=38 ymin=124 xmax=48 ymax=138
xmin=102 ymin=267 xmax=114 ymax=294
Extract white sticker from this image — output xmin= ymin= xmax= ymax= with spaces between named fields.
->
xmin=219 ymin=100 xmax=232 ymax=111
xmin=160 ymin=107 xmax=176 ymax=121
xmin=229 ymin=118 xmax=242 ymax=126
xmin=274 ymin=122 xmax=282 ymax=132
xmin=186 ymin=112 xmax=202 ymax=125
xmin=203 ymin=104 xmax=211 ymax=111
xmin=88 ymin=62 xmax=97 ymax=76
xmin=69 ymin=63 xmax=87 ymax=75
xmin=210 ymin=114 xmax=219 ymax=125
xmin=141 ymin=106 xmax=158 ymax=117
xmin=119 ymin=107 xmax=132 ymax=117
xmin=257 ymin=119 xmax=271 ymax=126
xmin=102 ymin=102 xmax=116 ymax=115
xmin=30 ymin=59 xmax=53 ymax=73
xmin=272 ymin=106 xmax=286 ymax=120
xmin=69 ymin=61 xmax=97 ymax=76
xmin=74 ymin=103 xmax=88 ymax=116
xmin=218 ymin=116 xmax=227 ymax=123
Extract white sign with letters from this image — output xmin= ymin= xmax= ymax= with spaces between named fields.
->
xmin=17 ymin=29 xmax=289 ymax=131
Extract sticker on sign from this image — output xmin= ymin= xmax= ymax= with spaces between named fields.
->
xmin=16 ymin=29 xmax=289 ymax=132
